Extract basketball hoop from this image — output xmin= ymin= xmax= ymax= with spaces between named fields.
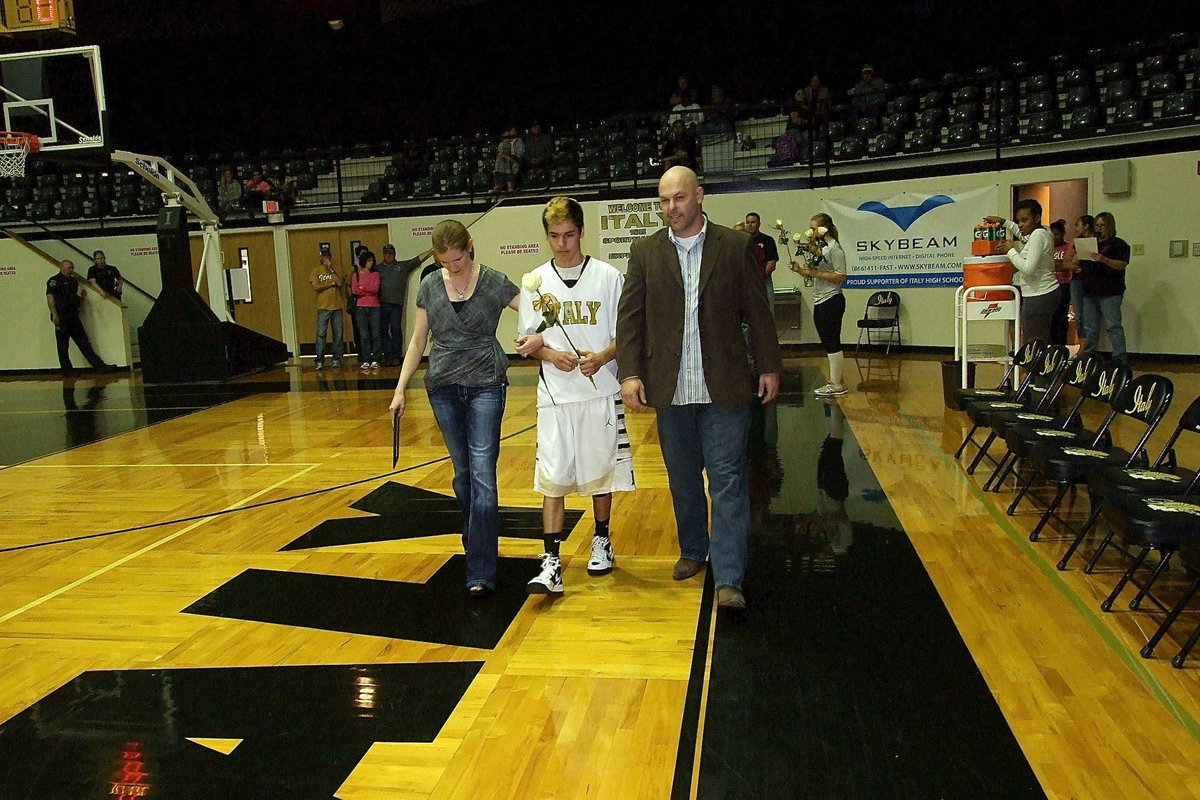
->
xmin=0 ymin=132 xmax=39 ymax=179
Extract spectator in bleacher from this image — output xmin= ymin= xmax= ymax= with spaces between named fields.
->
xmin=847 ymin=64 xmax=888 ymax=122
xmin=87 ymin=250 xmax=124 ymax=302
xmin=490 ymin=126 xmax=525 ymax=197
xmin=661 ymin=120 xmax=699 ymax=171
xmin=803 ymin=74 xmax=831 ymax=128
xmin=242 ymin=170 xmax=274 ymax=212
xmin=523 ymin=121 xmax=555 ymax=170
xmin=1080 ymin=211 xmax=1130 ymax=364
xmin=673 ymin=74 xmax=697 ymax=106
xmin=216 ymin=169 xmax=241 ymax=216
xmin=46 ymin=260 xmax=117 ymax=375
xmin=988 ymin=199 xmax=1058 ymax=346
xmin=399 ymin=144 xmax=427 ymax=181
xmin=669 ymin=92 xmax=703 ymax=132
xmin=787 ymin=89 xmax=813 ymax=145
xmin=699 ymin=85 xmax=735 ymax=135
xmin=352 ymin=250 xmax=383 ymax=372
xmin=1049 ymin=219 xmax=1072 ymax=345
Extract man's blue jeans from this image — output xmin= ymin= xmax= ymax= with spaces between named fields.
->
xmin=314 ymin=308 xmax=343 ymax=364
xmin=1081 ymin=293 xmax=1126 ymax=363
xmin=655 ymin=402 xmax=751 ymax=589
xmin=381 ymin=301 xmax=404 ymax=361
xmin=427 ymin=383 xmax=507 ymax=590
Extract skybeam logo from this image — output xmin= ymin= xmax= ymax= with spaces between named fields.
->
xmin=857 ymin=195 xmax=955 ymax=231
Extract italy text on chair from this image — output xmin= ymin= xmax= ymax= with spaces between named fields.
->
xmin=855 ymin=291 xmax=901 ymax=356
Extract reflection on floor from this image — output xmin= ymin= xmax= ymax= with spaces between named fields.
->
xmin=0 ymin=662 xmax=481 ymax=796
xmin=675 ymin=382 xmax=1045 ymax=799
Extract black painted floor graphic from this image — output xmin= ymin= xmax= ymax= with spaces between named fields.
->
xmin=672 ymin=378 xmax=1048 ymax=800
xmin=281 ymin=481 xmax=583 ymax=550
xmin=0 ymin=662 xmax=481 ymax=797
xmin=184 ymin=556 xmax=535 ymax=649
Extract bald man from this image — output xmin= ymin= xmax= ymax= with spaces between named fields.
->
xmin=616 ymin=167 xmax=781 ymax=609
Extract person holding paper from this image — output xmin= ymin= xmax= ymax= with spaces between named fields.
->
xmin=987 ymin=200 xmax=1058 ymax=345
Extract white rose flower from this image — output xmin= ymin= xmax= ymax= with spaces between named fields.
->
xmin=792 ymin=232 xmax=804 ymax=244
xmin=816 ymin=226 xmax=829 ymax=237
xmin=521 ymin=272 xmax=542 ymax=293
xmin=802 ymin=228 xmax=815 ymax=239
xmin=774 ymin=218 xmax=783 ymax=228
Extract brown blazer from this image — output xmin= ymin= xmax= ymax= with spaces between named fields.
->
xmin=616 ymin=219 xmax=782 ymax=411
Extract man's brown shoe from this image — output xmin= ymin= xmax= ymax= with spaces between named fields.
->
xmin=672 ymin=557 xmax=706 ymax=581
xmin=716 ymin=586 xmax=747 ymax=609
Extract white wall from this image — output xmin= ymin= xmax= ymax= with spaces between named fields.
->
xmin=3 ymin=148 xmax=1197 ymax=371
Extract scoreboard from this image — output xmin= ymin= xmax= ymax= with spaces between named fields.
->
xmin=0 ymin=0 xmax=75 ymax=34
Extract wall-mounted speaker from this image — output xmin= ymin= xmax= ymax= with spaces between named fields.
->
xmin=1102 ymin=159 xmax=1131 ymax=195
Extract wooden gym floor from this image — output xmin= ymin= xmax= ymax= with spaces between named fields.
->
xmin=0 ymin=354 xmax=1198 ymax=799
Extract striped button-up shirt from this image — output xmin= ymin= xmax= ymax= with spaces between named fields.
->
xmin=669 ymin=218 xmax=712 ymax=405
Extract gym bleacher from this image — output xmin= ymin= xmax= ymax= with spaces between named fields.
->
xmin=3 ymin=32 xmax=1197 ymax=228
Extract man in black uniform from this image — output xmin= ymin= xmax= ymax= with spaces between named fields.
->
xmin=46 ymin=259 xmax=116 ymax=375
xmin=86 ymin=250 xmax=124 ymax=301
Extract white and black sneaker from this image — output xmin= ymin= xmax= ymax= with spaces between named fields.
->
xmin=526 ymin=553 xmax=564 ymax=594
xmin=587 ymin=535 xmax=614 ymax=575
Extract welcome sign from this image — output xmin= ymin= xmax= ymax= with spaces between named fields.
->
xmin=823 ymin=186 xmax=999 ymax=288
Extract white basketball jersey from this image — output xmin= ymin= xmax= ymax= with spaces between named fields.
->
xmin=518 ymin=256 xmax=624 ymax=407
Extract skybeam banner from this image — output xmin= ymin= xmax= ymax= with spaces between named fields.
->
xmin=822 ymin=186 xmax=999 ymax=288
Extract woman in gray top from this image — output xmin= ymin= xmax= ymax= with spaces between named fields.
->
xmin=390 ymin=219 xmax=523 ymax=596
xmin=793 ymin=212 xmax=848 ymax=396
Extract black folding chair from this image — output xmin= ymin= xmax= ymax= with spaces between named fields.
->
xmin=1140 ymin=529 xmax=1200 ymax=667
xmin=1007 ymin=374 xmax=1174 ymax=543
xmin=948 ymin=339 xmax=1045 ymax=412
xmin=983 ymin=358 xmax=1128 ymax=494
xmin=855 ymin=291 xmax=901 ymax=356
xmin=1057 ymin=395 xmax=1200 ymax=571
xmin=957 ymin=345 xmax=1071 ymax=475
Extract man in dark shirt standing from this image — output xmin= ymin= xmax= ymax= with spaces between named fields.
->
xmin=744 ymin=212 xmax=779 ymax=315
xmin=377 ymin=243 xmax=428 ymax=366
xmin=47 ymin=259 xmax=115 ymax=375
xmin=86 ymin=250 xmax=124 ymax=302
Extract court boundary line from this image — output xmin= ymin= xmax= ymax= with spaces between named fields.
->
xmin=0 ymin=465 xmax=321 ymax=626
xmin=0 ymin=423 xmax=536 ymax=554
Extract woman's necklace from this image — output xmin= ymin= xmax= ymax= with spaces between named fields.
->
xmin=449 ymin=266 xmax=474 ymax=300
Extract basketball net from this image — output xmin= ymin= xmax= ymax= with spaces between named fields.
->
xmin=0 ymin=133 xmax=39 ymax=179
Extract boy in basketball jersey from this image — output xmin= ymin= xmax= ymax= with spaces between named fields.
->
xmin=517 ymin=196 xmax=634 ymax=594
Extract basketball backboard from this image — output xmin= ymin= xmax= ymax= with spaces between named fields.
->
xmin=0 ymin=45 xmax=106 ymax=156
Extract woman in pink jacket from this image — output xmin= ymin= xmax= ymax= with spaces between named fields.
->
xmin=352 ymin=251 xmax=383 ymax=371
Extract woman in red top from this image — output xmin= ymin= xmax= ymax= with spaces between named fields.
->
xmin=1049 ymin=219 xmax=1072 ymax=345
xmin=352 ymin=251 xmax=383 ymax=371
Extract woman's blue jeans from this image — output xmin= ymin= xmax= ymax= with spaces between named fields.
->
xmin=427 ymin=383 xmax=507 ymax=589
